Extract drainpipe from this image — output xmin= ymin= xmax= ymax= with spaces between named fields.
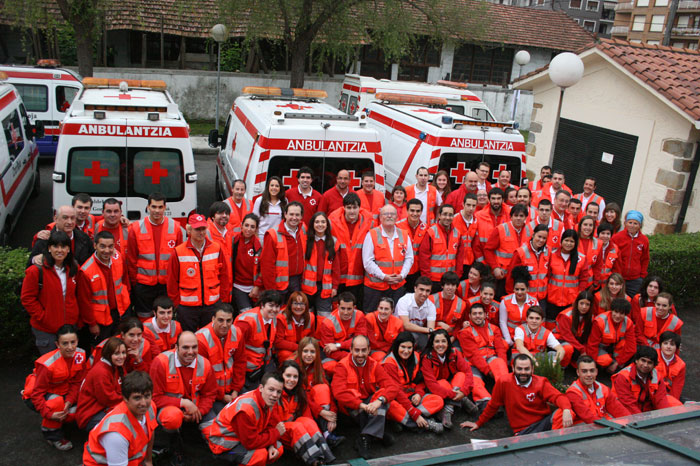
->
xmin=675 ymin=141 xmax=700 ymax=233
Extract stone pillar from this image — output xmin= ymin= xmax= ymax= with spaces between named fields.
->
xmin=650 ymin=139 xmax=694 ymax=234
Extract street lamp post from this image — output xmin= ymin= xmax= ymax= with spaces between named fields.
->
xmin=511 ymin=50 xmax=530 ymax=121
xmin=210 ymin=24 xmax=228 ymax=131
xmin=547 ymin=52 xmax=584 ymax=166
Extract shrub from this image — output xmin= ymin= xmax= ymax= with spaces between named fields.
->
xmin=0 ymin=247 xmax=32 ymax=358
xmin=648 ymin=232 xmax=700 ymax=307
xmin=534 ymin=352 xmax=567 ymax=393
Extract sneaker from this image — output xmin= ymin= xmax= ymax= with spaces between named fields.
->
xmin=461 ymin=397 xmax=480 ymax=416
xmin=326 ymin=432 xmax=345 ymax=449
xmin=440 ymin=404 xmax=454 ymax=429
xmin=354 ymin=435 xmax=372 ymax=459
xmin=381 ymin=431 xmax=395 ymax=447
xmin=47 ymin=438 xmax=73 ymax=451
xmin=425 ymin=418 xmax=444 ymax=434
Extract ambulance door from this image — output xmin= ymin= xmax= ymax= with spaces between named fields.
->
xmin=438 ymin=151 xmax=523 ymax=191
xmin=12 ymin=81 xmax=54 ymax=156
xmin=0 ymin=103 xmax=30 ymax=241
xmin=52 ymin=83 xmax=80 ymax=143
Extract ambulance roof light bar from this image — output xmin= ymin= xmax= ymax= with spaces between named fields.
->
xmin=436 ymin=80 xmax=468 ymax=89
xmin=0 ymin=72 xmax=7 ymax=81
xmin=241 ymin=86 xmax=328 ymax=99
xmin=374 ymin=92 xmax=448 ymax=106
xmin=37 ymin=59 xmax=61 ymax=68
xmin=82 ymin=78 xmax=168 ymax=91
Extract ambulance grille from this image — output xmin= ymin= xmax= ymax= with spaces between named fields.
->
xmin=284 ymin=113 xmax=358 ymax=121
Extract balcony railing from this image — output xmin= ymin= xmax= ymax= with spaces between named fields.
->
xmin=678 ymin=1 xmax=700 ymax=10
xmin=611 ymin=25 xmax=630 ymax=34
xmin=615 ymin=2 xmax=634 ymax=11
xmin=672 ymin=27 xmax=700 ymax=36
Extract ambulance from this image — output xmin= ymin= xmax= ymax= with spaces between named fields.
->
xmin=52 ymin=78 xmax=197 ymax=224
xmin=365 ymin=93 xmax=526 ymax=192
xmin=209 ymin=86 xmax=385 ymax=200
xmin=0 ymin=72 xmax=42 ymax=244
xmin=0 ymin=60 xmax=82 ymax=157
xmin=339 ymin=74 xmax=495 ymax=122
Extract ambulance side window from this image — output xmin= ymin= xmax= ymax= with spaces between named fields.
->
xmin=2 ymin=109 xmax=25 ymax=159
xmin=445 ymin=104 xmax=465 ymax=116
xmin=221 ymin=115 xmax=231 ymax=149
xmin=131 ymin=149 xmax=183 ymax=201
xmin=472 ymin=108 xmax=493 ymax=122
xmin=68 ymin=148 xmax=122 ymax=194
xmin=339 ymin=93 xmax=349 ymax=113
xmin=348 ymin=96 xmax=359 ymax=114
xmin=12 ymin=84 xmax=48 ymax=113
xmin=56 ymin=86 xmax=80 ymax=113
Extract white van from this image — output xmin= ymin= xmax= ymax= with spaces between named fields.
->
xmin=0 ymin=61 xmax=82 ymax=157
xmin=340 ymin=74 xmax=495 ymax=122
xmin=0 ymin=73 xmax=42 ymax=244
xmin=210 ymin=86 xmax=385 ymax=199
xmin=366 ymin=93 xmax=525 ymax=191
xmin=52 ymin=78 xmax=197 ymax=225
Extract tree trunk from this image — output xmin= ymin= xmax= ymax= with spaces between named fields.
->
xmin=75 ymin=29 xmax=93 ymax=76
xmin=289 ymin=41 xmax=308 ymax=88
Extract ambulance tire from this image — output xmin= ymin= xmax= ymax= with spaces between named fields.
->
xmin=215 ymin=168 xmax=223 ymax=201
xmin=30 ymin=169 xmax=40 ymax=199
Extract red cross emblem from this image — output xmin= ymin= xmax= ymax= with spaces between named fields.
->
xmin=412 ymin=109 xmax=443 ymax=114
xmin=450 ymin=162 xmax=470 ymax=183
xmin=492 ymin=163 xmax=509 ymax=180
xmin=283 ymin=169 xmax=300 ymax=190
xmin=167 ymin=239 xmax=176 ymax=248
xmin=9 ymin=123 xmax=21 ymax=149
xmin=340 ymin=99 xmax=347 ymax=110
xmin=346 ymin=170 xmax=362 ymax=190
xmin=85 ymin=160 xmax=109 ymax=184
xmin=74 ymin=353 xmax=84 ymax=364
xmin=349 ymin=102 xmax=356 ymax=113
xmin=526 ymin=392 xmax=536 ymax=402
xmin=231 ymin=134 xmax=237 ymax=151
xmin=276 ymin=103 xmax=312 ymax=110
xmin=145 ymin=161 xmax=169 ymax=184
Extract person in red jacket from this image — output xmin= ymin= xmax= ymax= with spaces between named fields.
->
xmin=21 ymin=230 xmax=96 ymax=354
xmin=356 ymin=171 xmax=386 ymax=225
xmin=203 ymin=372 xmax=286 ymax=465
xmin=261 ymin=202 xmax=306 ymax=301
xmin=611 ymin=210 xmax=649 ymax=297
xmin=656 ymin=332 xmax=685 ymax=403
xmin=275 ymin=291 xmax=323 ymax=362
xmin=461 ymin=353 xmax=573 ymax=435
xmin=545 ymin=229 xmax=591 ymax=326
xmin=587 ymin=298 xmax=637 ymax=374
xmin=445 ymin=171 xmax=479 ymax=215
xmin=320 ymin=292 xmax=368 ymax=368
xmin=593 ymin=222 xmax=618 ymax=289
xmin=630 ymin=276 xmax=677 ymax=329
xmin=302 ymin=211 xmax=342 ymax=315
xmin=143 ymin=295 xmax=182 ymax=358
xmin=473 ymin=188 xmax=510 ymax=263
xmin=231 ymin=213 xmax=262 ymax=313
xmin=483 ymin=204 xmax=529 ymax=298
xmin=331 ymin=335 xmax=399 ymax=460
xmin=431 ymin=271 xmax=468 ymax=335
xmin=456 ymin=303 xmax=509 ymax=384
xmin=636 ymin=292 xmax=683 ymax=349
xmin=149 ymin=331 xmax=218 ymax=464
xmin=612 ymin=346 xmax=674 ymax=414
xmin=207 ymin=201 xmax=234 ymax=282
xmin=76 ymin=337 xmax=125 ymax=430
xmin=319 ymin=169 xmax=352 ymax=215
xmin=555 ymin=290 xmax=595 ymax=362
xmin=285 ymin=166 xmax=323 ymax=226
xmin=365 ymin=297 xmax=404 ymax=361
xmin=420 ymin=329 xmax=480 ymax=429
xmin=23 ymin=325 xmax=87 ymax=450
xmin=551 ymin=355 xmax=629 ymax=428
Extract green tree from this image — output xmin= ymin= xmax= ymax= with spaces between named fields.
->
xmin=219 ymin=0 xmax=488 ymax=88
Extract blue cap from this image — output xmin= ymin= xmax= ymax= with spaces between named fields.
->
xmin=626 ymin=210 xmax=643 ymax=224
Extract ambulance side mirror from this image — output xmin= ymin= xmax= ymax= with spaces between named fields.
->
xmin=31 ymin=121 xmax=45 ymax=140
xmin=208 ymin=129 xmax=220 ymax=148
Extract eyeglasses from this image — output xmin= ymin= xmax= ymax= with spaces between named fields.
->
xmin=292 ymin=302 xmax=306 ymax=307
xmin=381 ymin=213 xmax=397 ymax=218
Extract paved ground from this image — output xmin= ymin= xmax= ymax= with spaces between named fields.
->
xmin=3 ymin=154 xmax=698 ymax=465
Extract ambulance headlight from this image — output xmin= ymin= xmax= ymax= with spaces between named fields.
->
xmin=148 ymin=113 xmax=160 ymax=121
xmin=94 ymin=111 xmax=106 ymax=120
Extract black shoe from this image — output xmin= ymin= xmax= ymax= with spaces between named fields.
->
xmin=354 ymin=435 xmax=372 ymax=459
xmin=390 ymin=420 xmax=404 ymax=433
xmin=476 ymin=400 xmax=489 ymax=415
xmin=326 ymin=432 xmax=345 ymax=449
xmin=169 ymin=451 xmax=185 ymax=466
xmin=461 ymin=397 xmax=480 ymax=416
xmin=381 ymin=431 xmax=395 ymax=447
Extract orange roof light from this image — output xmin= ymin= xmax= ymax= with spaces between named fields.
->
xmin=375 ymin=93 xmax=447 ymax=106
xmin=437 ymin=80 xmax=468 ymax=89
xmin=82 ymin=78 xmax=167 ymax=90
xmin=292 ymin=88 xmax=328 ymax=99
xmin=242 ymin=86 xmax=282 ymax=96
xmin=37 ymin=59 xmax=61 ymax=67
xmin=0 ymin=72 xmax=7 ymax=81
xmin=242 ymin=86 xmax=328 ymax=99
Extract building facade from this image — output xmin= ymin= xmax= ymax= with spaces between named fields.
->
xmin=612 ymin=0 xmax=700 ymax=49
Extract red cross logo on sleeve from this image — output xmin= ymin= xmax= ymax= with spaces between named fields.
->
xmin=492 ymin=163 xmax=509 ymax=180
xmin=283 ymin=169 xmax=300 ymax=190
xmin=145 ymin=161 xmax=168 ymax=184
xmin=346 ymin=170 xmax=362 ymax=190
xmin=450 ymin=162 xmax=470 ymax=184
xmin=85 ymin=160 xmax=109 ymax=184
xmin=276 ymin=103 xmax=312 ymax=110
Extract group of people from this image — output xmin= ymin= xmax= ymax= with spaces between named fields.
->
xmin=19 ymin=162 xmax=687 ymax=465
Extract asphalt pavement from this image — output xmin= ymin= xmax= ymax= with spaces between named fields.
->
xmin=2 ymin=152 xmax=698 ymax=465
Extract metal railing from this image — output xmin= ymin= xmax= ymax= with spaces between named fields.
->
xmin=611 ymin=25 xmax=630 ymax=34
xmin=615 ymin=2 xmax=634 ymax=10
xmin=672 ymin=27 xmax=700 ymax=35
xmin=678 ymin=0 xmax=700 ymax=10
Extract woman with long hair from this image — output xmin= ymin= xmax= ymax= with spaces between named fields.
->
xmin=275 ymin=292 xmax=322 ymax=362
xmin=253 ymin=175 xmax=286 ymax=241
xmin=602 ymin=202 xmax=622 ymax=233
xmin=302 ymin=212 xmax=341 ymax=316
xmin=231 ymin=213 xmax=262 ymax=313
xmin=546 ymin=229 xmax=591 ymax=328
xmin=420 ymin=329 xmax=480 ymax=429
xmin=499 ymin=267 xmax=540 ymax=346
xmin=21 ymin=230 xmax=92 ymax=355
xmin=382 ymin=332 xmax=444 ymax=433
xmin=594 ymin=273 xmax=630 ymax=316
xmin=275 ymin=360 xmax=336 ymax=464
xmin=457 ymin=262 xmax=491 ymax=300
xmin=76 ymin=337 xmax=126 ymax=430
xmin=555 ymin=290 xmax=595 ymax=366
xmin=431 ymin=170 xmax=452 ymax=201
xmin=294 ymin=337 xmax=343 ymax=447
xmin=90 ymin=317 xmax=153 ymax=373
xmin=631 ymin=276 xmax=677 ymax=323
xmin=389 ymin=185 xmax=408 ymax=222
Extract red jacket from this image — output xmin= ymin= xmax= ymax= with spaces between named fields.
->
xmin=320 ymin=310 xmax=368 ymax=360
xmin=565 ymin=379 xmax=629 ymax=425
xmin=75 ymin=359 xmax=122 ymax=428
xmin=420 ymin=349 xmax=474 ymax=400
xmin=611 ymin=230 xmax=649 ymax=280
xmin=655 ymin=350 xmax=686 ymax=400
xmin=261 ymin=223 xmax=306 ymax=290
xmin=586 ymin=312 xmax=637 ymax=367
xmin=166 ymin=238 xmax=231 ymax=307
xmin=476 ymin=374 xmax=571 ymax=433
xmin=612 ymin=364 xmax=670 ymax=414
xmin=457 ymin=322 xmax=507 ymax=376
xmin=319 ymin=186 xmax=349 ymax=215
xmin=330 ymin=355 xmax=398 ymax=410
xmin=21 ymin=262 xmax=94 ymax=333
xmin=149 ymin=352 xmax=218 ymax=416
xmin=444 ymin=184 xmax=478 ymax=212
xmin=286 ymin=187 xmax=323 ymax=226
xmin=30 ymin=349 xmax=87 ymax=418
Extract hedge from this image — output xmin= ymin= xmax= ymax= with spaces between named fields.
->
xmin=0 ymin=247 xmax=32 ymax=358
xmin=648 ymin=232 xmax=700 ymax=307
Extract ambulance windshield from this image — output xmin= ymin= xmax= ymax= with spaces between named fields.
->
xmin=268 ymin=155 xmax=374 ymax=193
xmin=438 ymin=152 xmax=522 ymax=190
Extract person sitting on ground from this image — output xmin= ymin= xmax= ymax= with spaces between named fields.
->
xmin=636 ymin=292 xmax=682 ymax=349
xmin=319 ymin=291 xmax=368 ymax=373
xmin=394 ymin=276 xmax=437 ymax=350
xmin=587 ymin=298 xmax=637 ymax=374
xmin=499 ymin=267 xmax=540 ymax=346
xmin=461 ymin=353 xmax=573 ymax=435
xmin=555 ymin=290 xmax=595 ymax=363
xmin=143 ymin=295 xmax=182 ymax=358
xmin=429 ymin=271 xmax=468 ymax=337
xmin=90 ymin=318 xmax=153 ymax=374
xmin=594 ymin=273 xmax=630 ymax=316
xmin=513 ymin=306 xmax=569 ymax=367
xmin=365 ymin=297 xmax=405 ymax=361
xmin=655 ymin=331 xmax=685 ymax=404
xmin=457 ymin=303 xmax=509 ymax=385
xmin=275 ymin=291 xmax=323 ymax=362
xmin=612 ymin=345 xmax=677 ymax=414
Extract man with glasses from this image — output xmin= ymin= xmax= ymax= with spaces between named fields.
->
xmin=475 ymin=162 xmax=492 ymax=193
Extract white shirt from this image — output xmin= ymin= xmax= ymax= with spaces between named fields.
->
xmin=499 ymin=293 xmax=540 ymax=346
xmin=460 ymin=211 xmax=474 ymax=227
xmin=150 ymin=317 xmax=171 ymax=334
xmin=253 ymin=197 xmax=283 ymax=242
xmin=362 ymin=226 xmax=414 ymax=280
xmin=54 ymin=265 xmax=66 ymax=297
xmin=395 ymin=293 xmax=436 ymax=327
xmin=174 ymin=356 xmax=197 ymax=369
xmin=579 ymin=193 xmax=606 ymax=221
xmin=413 ymin=185 xmax=443 ymax=224
xmin=298 ymin=185 xmax=315 ymax=199
xmin=100 ymin=415 xmax=148 ymax=466
xmin=514 ymin=325 xmax=560 ymax=350
xmin=477 ymin=180 xmax=488 ymax=192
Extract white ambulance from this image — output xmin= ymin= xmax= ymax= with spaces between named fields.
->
xmin=0 ymin=72 xmax=42 ymax=244
xmin=0 ymin=60 xmax=82 ymax=157
xmin=210 ymin=86 xmax=385 ymax=200
xmin=365 ymin=93 xmax=526 ymax=192
xmin=339 ymin=74 xmax=495 ymax=122
xmin=52 ymin=78 xmax=197 ymax=225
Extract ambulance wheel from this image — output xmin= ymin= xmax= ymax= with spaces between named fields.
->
xmin=30 ymin=169 xmax=40 ymax=199
xmin=215 ymin=168 xmax=223 ymax=201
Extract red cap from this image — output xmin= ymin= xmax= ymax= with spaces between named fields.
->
xmin=188 ymin=213 xmax=207 ymax=229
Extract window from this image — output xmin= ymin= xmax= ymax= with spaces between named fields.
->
xmin=3 ymin=110 xmax=24 ymax=158
xmin=452 ymin=44 xmax=515 ymax=85
xmin=570 ymin=0 xmax=582 ymax=8
xmin=655 ymin=0 xmax=668 ymax=5
xmin=338 ymin=93 xmax=349 ymax=113
xmin=398 ymin=37 xmax=441 ymax=82
xmin=677 ymin=15 xmax=689 ymax=28
xmin=583 ymin=20 xmax=597 ymax=32
xmin=132 ymin=149 xmax=183 ymax=200
xmin=472 ymin=108 xmax=494 ymax=121
xmin=55 ymin=86 xmax=80 ymax=113
xmin=647 ymin=40 xmax=661 ymax=44
xmin=360 ymin=46 xmax=391 ymax=80
xmin=587 ymin=1 xmax=600 ymax=10
xmin=632 ymin=15 xmax=646 ymax=31
xmin=12 ymin=84 xmax=47 ymax=113
xmin=68 ymin=148 xmax=121 ymax=195
xmin=672 ymin=42 xmax=686 ymax=48
xmin=650 ymin=15 xmax=665 ymax=32
xmin=636 ymin=0 xmax=649 ymax=6
xmin=348 ymin=96 xmax=359 ymax=114
xmin=689 ymin=42 xmax=698 ymax=50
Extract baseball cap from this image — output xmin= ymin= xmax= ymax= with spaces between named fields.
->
xmin=188 ymin=213 xmax=207 ymax=229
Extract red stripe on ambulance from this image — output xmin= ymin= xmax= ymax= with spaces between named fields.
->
xmin=3 ymin=70 xmax=79 ymax=82
xmin=0 ymin=90 xmax=17 ymax=112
